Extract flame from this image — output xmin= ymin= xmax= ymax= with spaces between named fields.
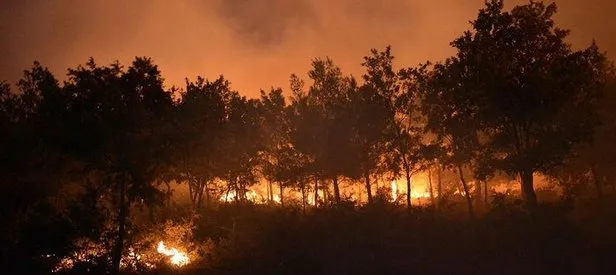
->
xmin=246 ymin=190 xmax=260 ymax=201
xmin=390 ymin=180 xmax=432 ymax=204
xmin=411 ymin=190 xmax=431 ymax=199
xmin=272 ymin=194 xmax=282 ymax=204
xmin=391 ymin=180 xmax=398 ymax=201
xmin=207 ymin=172 xmax=439 ymax=206
xmin=306 ymin=190 xmax=324 ymax=205
xmin=156 ymin=241 xmax=189 ymax=267
xmin=222 ymin=190 xmax=263 ymax=202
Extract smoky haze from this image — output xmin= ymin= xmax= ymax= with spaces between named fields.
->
xmin=1 ymin=0 xmax=614 ymax=97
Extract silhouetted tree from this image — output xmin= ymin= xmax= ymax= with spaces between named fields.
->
xmin=259 ymin=87 xmax=288 ymax=203
xmin=0 ymin=64 xmax=76 ymax=273
xmin=430 ymin=0 xmax=611 ymax=208
xmin=174 ymin=76 xmax=227 ymax=209
xmin=216 ymin=88 xmax=263 ymax=202
xmin=420 ymin=61 xmax=480 ymax=217
xmin=63 ymin=57 xmax=174 ymax=274
xmin=562 ymin=77 xmax=616 ymax=197
xmin=395 ymin=64 xmax=434 ymax=208
xmin=351 ymin=47 xmax=398 ymax=203
xmin=259 ymin=87 xmax=313 ymax=207
xmin=288 ymin=74 xmax=322 ymax=205
xmin=290 ymin=58 xmax=358 ymax=204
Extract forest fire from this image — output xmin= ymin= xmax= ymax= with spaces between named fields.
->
xmin=156 ymin=241 xmax=190 ymax=267
xmin=221 ymin=189 xmax=262 ymax=203
xmin=390 ymin=179 xmax=433 ymax=204
xmin=194 ymin=175 xmax=436 ymax=206
xmin=5 ymin=0 xmax=614 ymax=273
xmin=50 ymin=240 xmax=191 ymax=272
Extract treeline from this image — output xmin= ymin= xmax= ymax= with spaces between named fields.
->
xmin=1 ymin=1 xmax=615 ymax=274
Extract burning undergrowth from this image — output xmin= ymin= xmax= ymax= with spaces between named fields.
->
xmin=49 ymin=219 xmax=215 ymax=274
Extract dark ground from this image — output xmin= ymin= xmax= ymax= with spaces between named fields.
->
xmin=183 ymin=198 xmax=616 ymax=275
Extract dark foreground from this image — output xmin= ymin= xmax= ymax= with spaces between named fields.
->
xmin=198 ymin=201 xmax=616 ymax=275
xmin=4 ymin=198 xmax=616 ymax=275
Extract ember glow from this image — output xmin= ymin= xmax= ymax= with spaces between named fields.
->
xmin=170 ymin=173 xmax=442 ymax=206
xmin=156 ymin=241 xmax=190 ymax=267
xmin=390 ymin=178 xmax=432 ymax=204
xmin=51 ymin=240 xmax=192 ymax=272
xmin=273 ymin=194 xmax=282 ymax=204
xmin=221 ymin=189 xmax=262 ymax=202
xmin=391 ymin=180 xmax=398 ymax=201
xmin=50 ymin=239 xmax=107 ymax=273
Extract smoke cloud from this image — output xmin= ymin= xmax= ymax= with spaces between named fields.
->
xmin=1 ymin=0 xmax=614 ymax=97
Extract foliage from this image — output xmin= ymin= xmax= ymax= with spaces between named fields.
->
xmin=423 ymin=0 xmax=612 ymax=207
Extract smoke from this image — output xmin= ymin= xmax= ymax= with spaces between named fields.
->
xmin=0 ymin=0 xmax=614 ymax=97
xmin=212 ymin=0 xmax=317 ymax=48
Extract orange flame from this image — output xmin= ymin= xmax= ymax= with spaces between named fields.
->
xmin=156 ymin=241 xmax=189 ymax=267
xmin=391 ymin=180 xmax=398 ymax=201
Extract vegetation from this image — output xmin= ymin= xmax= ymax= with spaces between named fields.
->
xmin=1 ymin=1 xmax=615 ymax=274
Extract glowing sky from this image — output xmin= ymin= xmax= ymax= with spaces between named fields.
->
xmin=1 ymin=0 xmax=613 ymax=97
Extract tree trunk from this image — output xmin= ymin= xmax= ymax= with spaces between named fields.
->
xmin=225 ymin=181 xmax=232 ymax=203
xmin=484 ymin=180 xmax=488 ymax=206
xmin=268 ymin=180 xmax=274 ymax=202
xmin=232 ymin=175 xmax=240 ymax=203
xmin=189 ymin=178 xmax=195 ymax=206
xmin=189 ymin=177 xmax=207 ymax=209
xmin=520 ymin=169 xmax=537 ymax=209
xmin=165 ymin=181 xmax=172 ymax=208
xmin=591 ymin=165 xmax=603 ymax=199
xmin=301 ymin=183 xmax=306 ymax=215
xmin=365 ymin=172 xmax=372 ymax=204
xmin=323 ymin=186 xmax=328 ymax=205
xmin=196 ymin=178 xmax=204 ymax=209
xmin=279 ymin=182 xmax=284 ymax=206
xmin=437 ymin=165 xmax=443 ymax=208
xmin=314 ymin=177 xmax=319 ymax=207
xmin=457 ymin=165 xmax=474 ymax=219
xmin=112 ymin=174 xmax=128 ymax=275
xmin=474 ymin=180 xmax=482 ymax=210
xmin=333 ymin=177 xmax=341 ymax=204
xmin=238 ymin=178 xmax=246 ymax=202
xmin=405 ymin=166 xmax=412 ymax=209
xmin=204 ymin=179 xmax=210 ymax=208
xmin=428 ymin=168 xmax=435 ymax=206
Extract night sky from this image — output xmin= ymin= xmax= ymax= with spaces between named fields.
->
xmin=1 ymin=0 xmax=614 ymax=97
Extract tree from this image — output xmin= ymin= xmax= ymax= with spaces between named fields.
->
xmin=562 ymin=77 xmax=616 ymax=197
xmin=430 ymin=0 xmax=611 ymax=208
xmin=0 ymin=65 xmax=76 ymax=273
xmin=288 ymin=74 xmax=322 ymax=206
xmin=174 ymin=76 xmax=227 ymax=209
xmin=259 ymin=87 xmax=287 ymax=204
xmin=0 ymin=64 xmax=65 ymax=211
xmin=259 ymin=87 xmax=312 ymax=206
xmin=63 ymin=57 xmax=174 ymax=274
xmin=291 ymin=58 xmax=358 ymax=204
xmin=420 ymin=60 xmax=481 ymax=217
xmin=215 ymin=87 xmax=263 ymax=203
xmin=351 ymin=47 xmax=398 ymax=204
xmin=395 ymin=64 xmax=435 ymax=208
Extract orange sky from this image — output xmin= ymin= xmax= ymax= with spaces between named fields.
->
xmin=1 ymin=0 xmax=614 ymax=98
